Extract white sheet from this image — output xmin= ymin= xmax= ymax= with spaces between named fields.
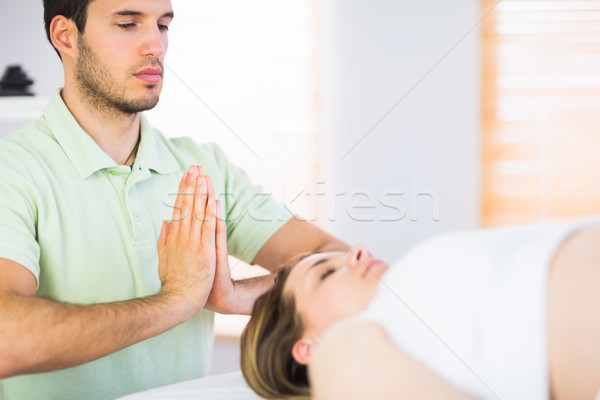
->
xmin=360 ymin=218 xmax=600 ymax=399
xmin=116 ymin=371 xmax=259 ymax=400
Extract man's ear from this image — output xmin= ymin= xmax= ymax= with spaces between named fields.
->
xmin=49 ymin=15 xmax=78 ymax=60
xmin=291 ymin=337 xmax=315 ymax=365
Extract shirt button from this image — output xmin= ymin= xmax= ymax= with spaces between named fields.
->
xmin=134 ymin=212 xmax=141 ymax=221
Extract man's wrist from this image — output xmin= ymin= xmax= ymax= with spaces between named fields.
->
xmin=156 ymin=290 xmax=202 ymax=324
xmin=225 ymin=275 xmax=274 ymax=315
xmin=206 ymin=281 xmax=238 ymax=315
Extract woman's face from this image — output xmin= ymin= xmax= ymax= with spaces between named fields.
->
xmin=284 ymin=245 xmax=389 ymax=339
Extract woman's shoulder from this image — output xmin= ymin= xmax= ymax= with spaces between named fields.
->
xmin=310 ymin=319 xmax=473 ymax=400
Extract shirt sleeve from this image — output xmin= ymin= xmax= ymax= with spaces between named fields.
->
xmin=0 ymin=143 xmax=41 ymax=284
xmin=208 ymin=143 xmax=294 ymax=264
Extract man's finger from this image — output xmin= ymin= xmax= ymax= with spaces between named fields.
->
xmin=175 ymin=166 xmax=199 ymax=236
xmin=158 ymin=220 xmax=170 ymax=249
xmin=170 ymin=169 xmax=188 ymax=232
xmin=190 ymin=175 xmax=207 ymax=243
xmin=215 ymin=199 xmax=228 ymax=263
xmin=201 ymin=188 xmax=217 ymax=246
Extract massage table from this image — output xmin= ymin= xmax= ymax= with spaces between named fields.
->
xmin=116 ymin=371 xmax=259 ymax=400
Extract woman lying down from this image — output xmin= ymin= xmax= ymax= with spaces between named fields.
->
xmin=241 ymin=218 xmax=600 ymax=400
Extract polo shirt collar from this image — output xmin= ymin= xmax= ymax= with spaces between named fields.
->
xmin=137 ymin=114 xmax=180 ymax=176
xmin=43 ymin=90 xmax=179 ymax=179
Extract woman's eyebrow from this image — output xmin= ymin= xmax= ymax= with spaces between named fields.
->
xmin=309 ymin=258 xmax=329 ymax=269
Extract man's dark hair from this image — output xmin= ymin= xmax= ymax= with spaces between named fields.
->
xmin=43 ymin=0 xmax=95 ymax=58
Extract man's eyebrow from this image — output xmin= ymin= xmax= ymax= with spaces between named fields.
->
xmin=113 ymin=10 xmax=175 ymax=19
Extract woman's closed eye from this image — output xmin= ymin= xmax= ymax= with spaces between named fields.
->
xmin=320 ymin=268 xmax=336 ymax=280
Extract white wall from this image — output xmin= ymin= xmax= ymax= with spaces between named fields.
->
xmin=319 ymin=0 xmax=480 ymax=262
xmin=0 ymin=0 xmax=63 ymax=97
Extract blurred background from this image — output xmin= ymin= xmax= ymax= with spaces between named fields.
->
xmin=1 ymin=0 xmax=599 ymax=377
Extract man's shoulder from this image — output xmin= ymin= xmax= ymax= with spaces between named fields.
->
xmin=0 ymin=118 xmax=55 ymax=163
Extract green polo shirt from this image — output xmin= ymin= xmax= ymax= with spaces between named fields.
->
xmin=0 ymin=91 xmax=293 ymax=400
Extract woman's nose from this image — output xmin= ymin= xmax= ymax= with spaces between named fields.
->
xmin=347 ymin=244 xmax=371 ymax=269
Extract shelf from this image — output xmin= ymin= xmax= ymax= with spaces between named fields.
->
xmin=0 ymin=96 xmax=49 ymax=121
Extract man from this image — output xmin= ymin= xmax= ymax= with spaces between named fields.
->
xmin=0 ymin=0 xmax=347 ymax=398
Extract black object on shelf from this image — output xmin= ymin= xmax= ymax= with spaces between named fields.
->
xmin=0 ymin=65 xmax=34 ymax=96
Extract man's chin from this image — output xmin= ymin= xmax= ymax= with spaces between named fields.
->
xmin=114 ymin=96 xmax=160 ymax=114
xmin=132 ymin=90 xmax=161 ymax=111
xmin=139 ymin=86 xmax=161 ymax=110
xmin=141 ymin=96 xmax=160 ymax=111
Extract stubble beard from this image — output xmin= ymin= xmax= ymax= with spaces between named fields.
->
xmin=75 ymin=36 xmax=161 ymax=118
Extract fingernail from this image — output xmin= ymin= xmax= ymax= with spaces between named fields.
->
xmin=188 ymin=166 xmax=194 ymax=174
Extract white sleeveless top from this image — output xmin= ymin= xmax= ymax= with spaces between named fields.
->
xmin=359 ymin=218 xmax=600 ymax=400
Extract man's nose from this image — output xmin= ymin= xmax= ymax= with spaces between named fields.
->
xmin=141 ymin=25 xmax=165 ymax=58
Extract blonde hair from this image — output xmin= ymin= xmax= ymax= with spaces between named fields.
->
xmin=240 ymin=266 xmax=311 ymax=399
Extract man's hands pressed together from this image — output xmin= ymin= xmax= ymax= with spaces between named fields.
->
xmin=158 ymin=165 xmax=218 ymax=320
xmin=157 ymin=164 xmax=249 ymax=316
xmin=158 ymin=164 xmax=241 ymax=317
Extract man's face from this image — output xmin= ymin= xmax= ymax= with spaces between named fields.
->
xmin=74 ymin=0 xmax=173 ymax=114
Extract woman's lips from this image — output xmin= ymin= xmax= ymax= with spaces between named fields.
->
xmin=364 ymin=260 xmax=387 ymax=276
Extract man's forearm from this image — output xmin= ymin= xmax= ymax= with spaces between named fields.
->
xmin=0 ymin=292 xmax=191 ymax=378
xmin=220 ymin=274 xmax=275 ymax=315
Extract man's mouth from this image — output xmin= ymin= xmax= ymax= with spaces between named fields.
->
xmin=134 ymin=68 xmax=162 ymax=84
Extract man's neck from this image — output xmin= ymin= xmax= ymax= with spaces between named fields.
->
xmin=61 ymin=85 xmax=141 ymax=166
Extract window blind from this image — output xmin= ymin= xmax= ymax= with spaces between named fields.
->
xmin=481 ymin=0 xmax=600 ymax=227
